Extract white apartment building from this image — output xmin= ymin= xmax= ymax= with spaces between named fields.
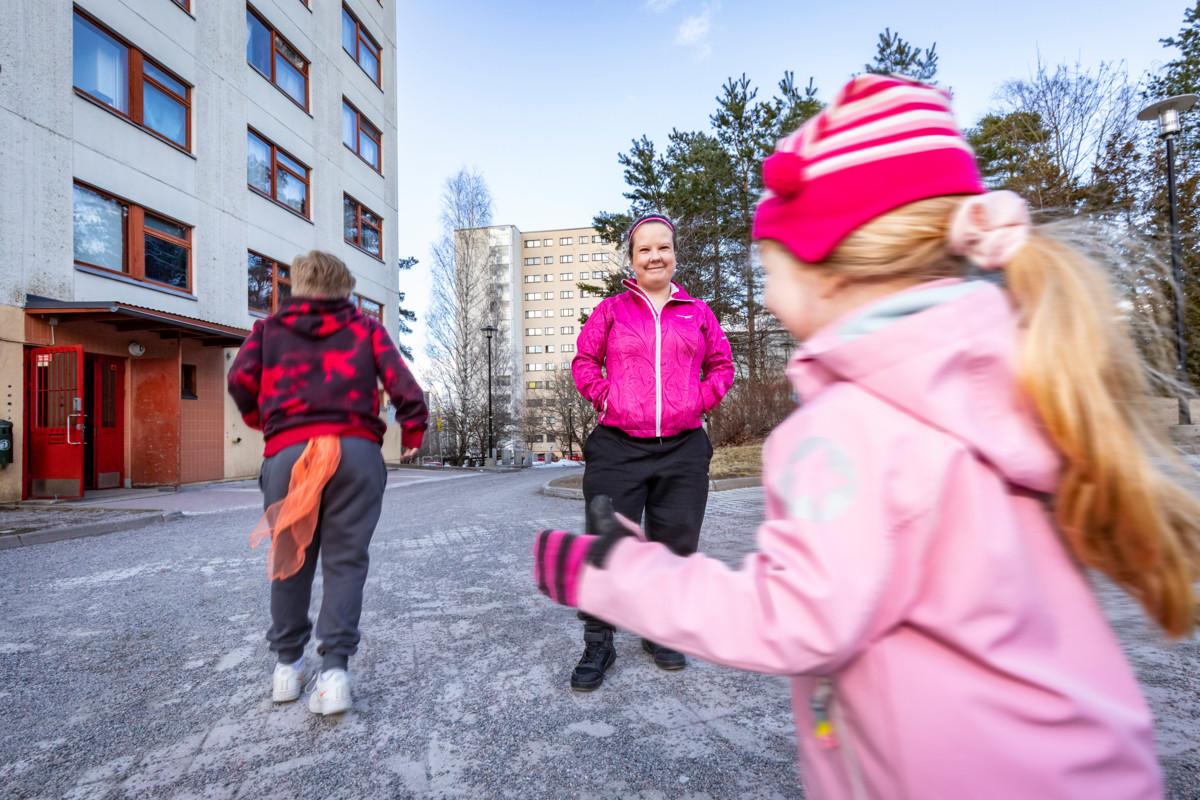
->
xmin=0 ymin=0 xmax=401 ymax=500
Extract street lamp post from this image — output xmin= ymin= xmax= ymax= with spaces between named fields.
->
xmin=1139 ymin=93 xmax=1198 ymax=425
xmin=480 ymin=324 xmax=498 ymax=459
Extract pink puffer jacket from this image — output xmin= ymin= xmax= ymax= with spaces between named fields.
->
xmin=572 ymin=279 xmax=734 ymax=438
xmin=577 ymin=280 xmax=1162 ymax=799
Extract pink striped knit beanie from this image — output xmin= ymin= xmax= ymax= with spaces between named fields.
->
xmin=753 ymin=74 xmax=985 ymax=263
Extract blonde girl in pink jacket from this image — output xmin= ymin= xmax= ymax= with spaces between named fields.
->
xmin=534 ymin=74 xmax=1200 ymax=799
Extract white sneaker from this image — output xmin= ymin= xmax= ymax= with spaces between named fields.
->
xmin=308 ymin=668 xmax=352 ymax=715
xmin=272 ymin=657 xmax=305 ymax=703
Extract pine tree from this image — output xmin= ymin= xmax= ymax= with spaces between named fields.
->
xmin=396 ymin=256 xmax=418 ymax=361
xmin=865 ymin=28 xmax=938 ymax=82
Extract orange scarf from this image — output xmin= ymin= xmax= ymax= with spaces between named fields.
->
xmin=250 ymin=436 xmax=342 ymax=581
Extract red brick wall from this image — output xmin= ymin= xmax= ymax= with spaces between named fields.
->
xmin=180 ymin=342 xmax=224 ymax=484
xmin=131 ymin=356 xmax=180 ymax=486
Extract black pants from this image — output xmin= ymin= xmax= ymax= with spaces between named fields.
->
xmin=260 ymin=437 xmax=387 ymax=671
xmin=578 ymin=425 xmax=712 ymax=632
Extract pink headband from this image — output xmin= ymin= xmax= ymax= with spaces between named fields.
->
xmin=947 ymin=191 xmax=1031 ymax=270
xmin=628 ymin=215 xmax=674 ymax=241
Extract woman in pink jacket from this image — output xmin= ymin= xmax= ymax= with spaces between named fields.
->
xmin=567 ymin=213 xmax=734 ymax=691
xmin=536 ymin=75 xmax=1200 ymax=797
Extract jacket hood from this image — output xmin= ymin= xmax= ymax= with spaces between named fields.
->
xmin=787 ymin=279 xmax=1061 ymax=493
xmin=273 ymin=297 xmax=359 ymax=340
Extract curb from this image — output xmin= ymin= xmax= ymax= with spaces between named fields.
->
xmin=0 ymin=511 xmax=184 ymax=550
xmin=541 ymin=475 xmax=761 ymax=501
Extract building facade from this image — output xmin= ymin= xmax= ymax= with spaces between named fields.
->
xmin=0 ymin=0 xmax=402 ymax=501
xmin=517 ymin=227 xmax=620 ymax=457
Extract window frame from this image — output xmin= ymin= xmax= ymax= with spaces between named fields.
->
xmin=246 ymin=5 xmax=311 ymax=112
xmin=247 ymin=250 xmax=291 ymax=315
xmin=73 ymin=9 xmax=193 ymax=152
xmin=342 ymin=98 xmax=382 ymax=172
xmin=172 ymin=0 xmax=191 ymax=13
xmin=247 ymin=128 xmax=312 ymax=219
xmin=73 ymin=180 xmax=193 ymax=294
xmin=342 ymin=4 xmax=383 ymax=87
xmin=343 ymin=193 xmax=384 ymax=260
xmin=355 ymin=293 xmax=384 ymax=322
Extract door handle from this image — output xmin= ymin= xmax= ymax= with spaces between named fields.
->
xmin=66 ymin=413 xmax=85 ymax=445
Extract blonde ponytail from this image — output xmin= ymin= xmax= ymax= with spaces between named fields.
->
xmin=824 ymin=197 xmax=1200 ymax=637
xmin=1006 ymin=231 xmax=1200 ymax=637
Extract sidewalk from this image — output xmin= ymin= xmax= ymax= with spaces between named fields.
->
xmin=0 ymin=468 xmax=481 ymax=550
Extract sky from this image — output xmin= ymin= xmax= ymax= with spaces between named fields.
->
xmin=394 ymin=0 xmax=1194 ymax=380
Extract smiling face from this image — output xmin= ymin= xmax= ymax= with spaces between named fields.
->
xmin=629 ymin=222 xmax=676 ymax=295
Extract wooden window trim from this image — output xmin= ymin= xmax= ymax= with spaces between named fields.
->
xmin=342 ymin=98 xmax=382 ymax=173
xmin=342 ymin=5 xmax=382 ymax=87
xmin=73 ymin=180 xmax=193 ymax=294
xmin=343 ymin=194 xmax=384 ymax=261
xmin=354 ymin=292 xmax=384 ymax=322
xmin=73 ymin=8 xmax=193 ymax=152
xmin=248 ymin=250 xmax=291 ymax=315
xmin=247 ymin=5 xmax=311 ymax=112
xmin=247 ymin=127 xmax=312 ymax=220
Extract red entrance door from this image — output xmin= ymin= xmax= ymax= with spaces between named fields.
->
xmin=92 ymin=356 xmax=125 ymax=489
xmin=28 ymin=346 xmax=86 ymax=499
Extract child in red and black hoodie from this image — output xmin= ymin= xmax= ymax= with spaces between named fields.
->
xmin=227 ymin=250 xmax=426 ymax=716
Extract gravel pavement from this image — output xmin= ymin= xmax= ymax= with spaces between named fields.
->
xmin=0 ymin=467 xmax=1195 ymax=799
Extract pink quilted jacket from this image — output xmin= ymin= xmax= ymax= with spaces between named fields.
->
xmin=578 ymin=280 xmax=1161 ymax=799
xmin=572 ymin=279 xmax=734 ymax=438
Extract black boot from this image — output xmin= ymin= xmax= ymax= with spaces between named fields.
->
xmin=642 ymin=638 xmax=686 ymax=671
xmin=570 ymin=623 xmax=616 ymax=692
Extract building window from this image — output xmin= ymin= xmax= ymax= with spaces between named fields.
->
xmin=73 ymin=11 xmax=192 ymax=150
xmin=247 ymin=251 xmax=291 ymax=314
xmin=542 ymin=238 xmax=552 ymax=246
xmin=559 ymin=255 xmax=573 ymax=264
xmin=544 ymin=273 xmax=553 ymax=281
xmin=561 ymin=291 xmax=573 ymax=299
xmin=524 ymin=275 xmax=541 ymax=283
xmin=579 ymin=254 xmax=589 ymax=262
xmin=580 ymin=289 xmax=593 ymax=298
xmin=247 ymin=129 xmax=310 ymax=217
xmin=523 ymin=257 xmax=538 ymax=266
xmin=592 ymin=271 xmax=605 ymax=279
xmin=525 ymin=327 xmax=540 ymax=336
xmin=593 ymin=253 xmax=609 ymax=261
xmin=181 ymin=364 xmax=198 ymax=399
xmin=342 ymin=5 xmax=382 ymax=86
xmin=539 ymin=256 xmax=551 ymax=265
xmin=560 ymin=326 xmax=575 ymax=335
xmin=524 ymin=239 xmax=540 ymax=248
xmin=247 ymin=7 xmax=309 ymax=109
xmin=560 ymin=272 xmax=574 ymax=281
xmin=561 ymin=344 xmax=575 ymax=353
xmin=592 ymin=235 xmax=602 ymax=243
xmin=342 ymin=99 xmax=381 ymax=171
xmin=546 ymin=344 xmax=556 ymax=353
xmin=73 ymin=181 xmax=192 ymax=293
xmin=560 ymin=237 xmax=572 ymax=245
xmin=544 ymin=326 xmax=555 ymax=335
xmin=546 ymin=363 xmax=557 ymax=371
xmin=525 ymin=345 xmax=543 ymax=354
xmin=355 ymin=293 xmax=384 ymax=321
xmin=343 ymin=194 xmax=383 ymax=258
xmin=561 ymin=308 xmax=574 ymax=317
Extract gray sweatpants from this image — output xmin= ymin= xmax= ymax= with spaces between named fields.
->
xmin=260 ymin=437 xmax=387 ymax=671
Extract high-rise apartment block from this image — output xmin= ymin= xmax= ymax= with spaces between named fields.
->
xmin=0 ymin=0 xmax=402 ymax=500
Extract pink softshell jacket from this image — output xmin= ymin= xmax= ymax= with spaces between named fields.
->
xmin=572 ymin=279 xmax=734 ymax=438
xmin=577 ymin=279 xmax=1162 ymax=799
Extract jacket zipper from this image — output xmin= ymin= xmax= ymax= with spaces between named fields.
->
xmin=811 ymin=679 xmax=868 ymax=799
xmin=625 ymin=282 xmax=696 ymax=438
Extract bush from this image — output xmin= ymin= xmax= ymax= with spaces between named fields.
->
xmin=709 ymin=377 xmax=795 ymax=446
